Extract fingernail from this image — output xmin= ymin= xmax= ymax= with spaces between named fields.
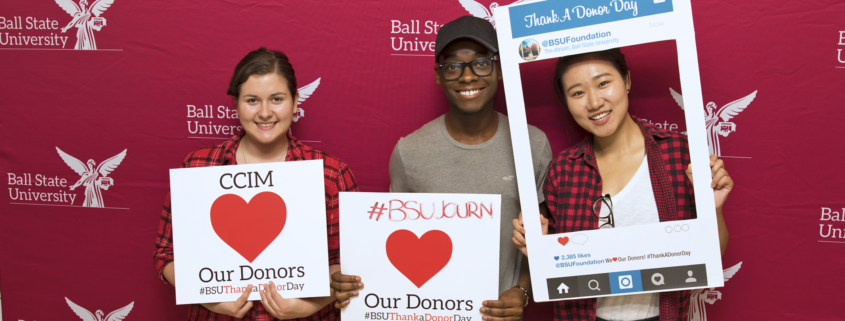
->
xmin=358 ymin=283 xmax=364 ymax=287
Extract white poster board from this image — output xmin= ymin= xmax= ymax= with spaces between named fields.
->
xmin=169 ymin=160 xmax=330 ymax=305
xmin=340 ymin=192 xmax=501 ymax=321
xmin=494 ymin=0 xmax=724 ymax=301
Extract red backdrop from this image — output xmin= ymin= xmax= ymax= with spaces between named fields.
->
xmin=1 ymin=0 xmax=844 ymax=320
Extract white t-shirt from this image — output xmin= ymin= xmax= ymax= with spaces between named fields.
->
xmin=596 ymin=155 xmax=660 ymax=321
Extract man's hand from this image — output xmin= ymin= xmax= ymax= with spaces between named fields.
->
xmin=479 ymin=287 xmax=524 ymax=321
xmin=512 ymin=212 xmax=549 ymax=256
xmin=200 ymin=284 xmax=254 ymax=317
xmin=685 ymin=155 xmax=734 ymax=210
xmin=330 ymin=271 xmax=363 ymax=309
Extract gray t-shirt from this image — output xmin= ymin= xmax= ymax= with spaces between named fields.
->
xmin=389 ymin=112 xmax=553 ymax=296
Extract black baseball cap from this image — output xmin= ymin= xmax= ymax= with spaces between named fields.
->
xmin=434 ymin=16 xmax=498 ymax=62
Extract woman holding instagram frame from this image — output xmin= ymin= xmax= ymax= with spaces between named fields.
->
xmin=513 ymin=48 xmax=731 ymax=321
xmin=153 ymin=48 xmax=358 ymax=320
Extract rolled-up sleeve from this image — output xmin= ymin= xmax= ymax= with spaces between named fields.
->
xmin=153 ymin=192 xmax=175 ymax=284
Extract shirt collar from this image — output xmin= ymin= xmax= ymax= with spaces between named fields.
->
xmin=220 ymin=131 xmax=306 ymax=164
xmin=286 ymin=131 xmax=306 ymax=161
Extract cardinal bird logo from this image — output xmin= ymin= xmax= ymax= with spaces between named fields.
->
xmin=670 ymin=88 xmax=757 ymax=157
xmin=459 ymin=0 xmax=529 ymax=29
xmin=687 ymin=262 xmax=742 ymax=321
xmin=56 ymin=147 xmax=127 ymax=207
xmin=292 ymin=78 xmax=321 ymax=123
xmin=55 ymin=0 xmax=116 ymax=50
xmin=65 ymin=297 xmax=134 ymax=321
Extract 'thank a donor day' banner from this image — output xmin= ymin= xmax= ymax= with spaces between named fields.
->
xmin=169 ymin=160 xmax=329 ymax=305
xmin=494 ymin=0 xmax=723 ymax=302
xmin=339 ymin=192 xmax=501 ymax=321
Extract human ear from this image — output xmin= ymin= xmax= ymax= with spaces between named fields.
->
xmin=434 ymin=65 xmax=442 ymax=85
xmin=625 ymin=72 xmax=631 ymax=92
xmin=293 ymin=91 xmax=300 ymax=115
xmin=497 ymin=63 xmax=503 ymax=81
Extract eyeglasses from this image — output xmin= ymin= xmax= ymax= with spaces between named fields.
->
xmin=592 ymin=194 xmax=615 ymax=229
xmin=437 ymin=56 xmax=498 ymax=81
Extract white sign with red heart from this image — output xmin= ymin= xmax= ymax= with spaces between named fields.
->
xmin=339 ymin=192 xmax=501 ymax=321
xmin=169 ymin=160 xmax=330 ymax=305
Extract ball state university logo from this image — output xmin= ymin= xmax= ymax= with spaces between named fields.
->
xmin=459 ymin=0 xmax=528 ymax=28
xmin=687 ymin=262 xmax=742 ymax=321
xmin=55 ymin=0 xmax=116 ymax=50
xmin=65 ymin=297 xmax=134 ymax=321
xmin=56 ymin=147 xmax=126 ymax=207
xmin=669 ymin=88 xmax=758 ymax=157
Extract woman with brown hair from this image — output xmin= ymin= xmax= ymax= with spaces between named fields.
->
xmin=153 ymin=48 xmax=357 ymax=320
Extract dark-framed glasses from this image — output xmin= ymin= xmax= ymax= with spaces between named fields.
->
xmin=592 ymin=194 xmax=615 ymax=229
xmin=437 ymin=56 xmax=498 ymax=81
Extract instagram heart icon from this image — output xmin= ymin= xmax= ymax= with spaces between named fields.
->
xmin=558 ymin=236 xmax=570 ymax=246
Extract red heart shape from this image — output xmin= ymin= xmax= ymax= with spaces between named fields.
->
xmin=613 ymin=257 xmax=618 ymax=262
xmin=386 ymin=230 xmax=452 ymax=288
xmin=558 ymin=236 xmax=569 ymax=246
xmin=210 ymin=192 xmax=286 ymax=263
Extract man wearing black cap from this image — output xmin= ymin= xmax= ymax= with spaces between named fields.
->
xmin=330 ymin=16 xmax=553 ymax=320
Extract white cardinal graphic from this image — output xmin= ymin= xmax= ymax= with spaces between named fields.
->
xmin=459 ymin=0 xmax=528 ymax=28
xmin=293 ymin=77 xmax=321 ymax=123
xmin=56 ymin=0 xmax=116 ymax=50
xmin=57 ymin=147 xmax=127 ymax=207
xmin=65 ymin=297 xmax=134 ymax=321
xmin=289 ymin=78 xmax=320 ymax=136
xmin=687 ymin=262 xmax=742 ymax=321
xmin=670 ymin=88 xmax=757 ymax=156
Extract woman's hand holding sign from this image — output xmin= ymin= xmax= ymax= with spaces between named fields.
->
xmin=260 ymin=265 xmax=342 ymax=319
xmin=686 ymin=155 xmax=733 ymax=210
xmin=686 ymin=155 xmax=732 ymax=255
xmin=200 ymin=284 xmax=254 ymax=318
xmin=258 ymin=281 xmax=310 ymax=319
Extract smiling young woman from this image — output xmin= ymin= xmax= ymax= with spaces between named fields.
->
xmin=153 ymin=48 xmax=358 ymax=321
xmin=513 ymin=48 xmax=733 ymax=321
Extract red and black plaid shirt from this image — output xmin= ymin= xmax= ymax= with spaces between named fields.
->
xmin=544 ymin=116 xmax=694 ymax=321
xmin=153 ymin=132 xmax=358 ymax=321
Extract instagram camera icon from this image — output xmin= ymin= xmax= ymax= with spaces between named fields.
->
xmin=618 ymin=275 xmax=634 ymax=289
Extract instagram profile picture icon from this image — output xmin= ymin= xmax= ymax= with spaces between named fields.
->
xmin=519 ymin=39 xmax=541 ymax=61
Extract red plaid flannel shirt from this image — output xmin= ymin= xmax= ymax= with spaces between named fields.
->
xmin=544 ymin=116 xmax=694 ymax=321
xmin=153 ymin=132 xmax=358 ymax=321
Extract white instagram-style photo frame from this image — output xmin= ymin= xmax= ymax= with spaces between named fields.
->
xmin=495 ymin=0 xmax=725 ymax=301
